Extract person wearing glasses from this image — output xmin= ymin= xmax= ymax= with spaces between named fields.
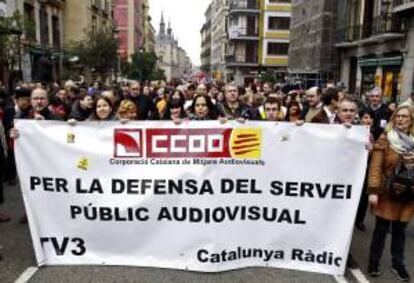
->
xmin=367 ymin=105 xmax=414 ymax=282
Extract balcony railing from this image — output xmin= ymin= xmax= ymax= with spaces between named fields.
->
xmin=229 ymin=26 xmax=259 ymax=39
xmin=393 ymin=0 xmax=414 ymax=6
xmin=230 ymin=0 xmax=260 ymax=10
xmin=225 ymin=55 xmax=258 ymax=65
xmin=336 ymin=14 xmax=406 ymax=43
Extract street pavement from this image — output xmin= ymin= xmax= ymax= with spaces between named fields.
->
xmin=1 ymin=181 xmax=413 ymax=283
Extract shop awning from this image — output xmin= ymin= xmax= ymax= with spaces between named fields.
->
xmin=358 ymin=55 xmax=403 ymax=67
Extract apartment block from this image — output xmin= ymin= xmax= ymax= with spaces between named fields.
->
xmin=64 ymin=0 xmax=113 ymax=46
xmin=113 ymin=0 xmax=143 ymax=59
xmin=225 ymin=0 xmax=291 ymax=85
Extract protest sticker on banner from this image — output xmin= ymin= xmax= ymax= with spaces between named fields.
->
xmin=14 ymin=120 xmax=369 ymax=275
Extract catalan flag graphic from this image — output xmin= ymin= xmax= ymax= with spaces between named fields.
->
xmin=230 ymin=128 xmax=262 ymax=159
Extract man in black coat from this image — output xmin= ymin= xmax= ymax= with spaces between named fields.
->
xmin=366 ymin=87 xmax=391 ymax=141
xmin=127 ymin=82 xmax=159 ymax=120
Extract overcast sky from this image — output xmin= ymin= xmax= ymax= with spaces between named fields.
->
xmin=149 ymin=0 xmax=211 ymax=66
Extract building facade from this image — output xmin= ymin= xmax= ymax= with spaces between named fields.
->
xmin=16 ymin=0 xmax=65 ymax=83
xmin=200 ymin=3 xmax=212 ymax=73
xmin=226 ymin=0 xmax=260 ymax=84
xmin=210 ymin=0 xmax=228 ymax=81
xmin=201 ymin=0 xmax=292 ymax=85
xmin=288 ymin=0 xmax=338 ymax=87
xmin=260 ymin=0 xmax=291 ymax=78
xmin=143 ymin=0 xmax=156 ymax=52
xmin=64 ymin=0 xmax=113 ymax=45
xmin=336 ymin=0 xmax=414 ymax=101
xmin=113 ymin=0 xmax=144 ymax=60
xmin=155 ymin=14 xmax=192 ymax=81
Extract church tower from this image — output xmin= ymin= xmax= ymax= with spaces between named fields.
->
xmin=159 ymin=12 xmax=165 ymax=37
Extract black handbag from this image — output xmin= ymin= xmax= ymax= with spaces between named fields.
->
xmin=386 ymin=158 xmax=414 ymax=202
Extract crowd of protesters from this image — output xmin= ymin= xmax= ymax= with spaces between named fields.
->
xmin=0 ymin=78 xmax=413 ymax=281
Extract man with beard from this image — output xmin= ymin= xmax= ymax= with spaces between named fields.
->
xmin=300 ymin=86 xmax=323 ymax=122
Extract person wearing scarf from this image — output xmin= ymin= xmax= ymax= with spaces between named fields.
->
xmin=367 ymin=105 xmax=414 ymax=282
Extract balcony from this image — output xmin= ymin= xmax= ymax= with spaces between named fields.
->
xmin=38 ymin=0 xmax=65 ymax=7
xmin=393 ymin=0 xmax=414 ymax=13
xmin=229 ymin=26 xmax=259 ymax=40
xmin=225 ymin=55 xmax=258 ymax=67
xmin=336 ymin=14 xmax=406 ymax=47
xmin=229 ymin=0 xmax=260 ymax=14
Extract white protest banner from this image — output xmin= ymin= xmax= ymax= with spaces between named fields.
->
xmin=15 ymin=120 xmax=369 ymax=275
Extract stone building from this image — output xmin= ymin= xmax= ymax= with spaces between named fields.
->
xmin=155 ymin=14 xmax=192 ymax=81
xmin=200 ymin=3 xmax=212 ymax=73
xmin=64 ymin=0 xmax=113 ymax=45
xmin=210 ymin=0 xmax=228 ymax=81
xmin=288 ymin=0 xmax=338 ymax=87
xmin=336 ymin=0 xmax=414 ymax=101
xmin=143 ymin=0 xmax=156 ymax=52
xmin=16 ymin=0 xmax=65 ymax=83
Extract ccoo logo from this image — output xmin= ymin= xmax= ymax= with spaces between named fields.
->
xmin=114 ymin=129 xmax=143 ymax=158
xmin=114 ymin=128 xmax=262 ymax=159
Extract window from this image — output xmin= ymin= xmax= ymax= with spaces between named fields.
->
xmin=39 ymin=5 xmax=49 ymax=45
xmin=52 ymin=16 xmax=60 ymax=47
xmin=92 ymin=16 xmax=97 ymax=33
xmin=268 ymin=17 xmax=290 ymax=30
xmin=267 ymin=42 xmax=289 ymax=55
xmin=24 ymin=3 xmax=36 ymax=41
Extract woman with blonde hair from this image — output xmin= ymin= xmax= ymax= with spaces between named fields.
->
xmin=367 ymin=105 xmax=414 ymax=281
xmin=117 ymin=99 xmax=138 ymax=121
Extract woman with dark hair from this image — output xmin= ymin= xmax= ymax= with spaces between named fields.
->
xmin=169 ymin=89 xmax=186 ymax=105
xmin=163 ymin=98 xmax=187 ymax=121
xmin=285 ymin=100 xmax=302 ymax=122
xmin=89 ymin=96 xmax=116 ymax=121
xmin=189 ymin=94 xmax=219 ymax=120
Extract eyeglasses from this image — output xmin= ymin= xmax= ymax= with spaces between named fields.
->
xmin=396 ymin=114 xmax=410 ymax=119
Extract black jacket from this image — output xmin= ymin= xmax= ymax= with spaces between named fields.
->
xmin=217 ymin=102 xmax=261 ymax=120
xmin=368 ymin=103 xmax=391 ymax=141
xmin=127 ymin=94 xmax=159 ymax=120
xmin=69 ymin=101 xmax=92 ymax=121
